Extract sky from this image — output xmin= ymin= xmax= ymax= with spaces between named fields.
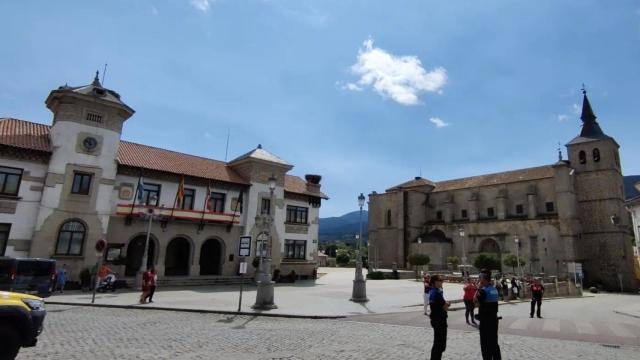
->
xmin=1 ymin=1 xmax=639 ymax=217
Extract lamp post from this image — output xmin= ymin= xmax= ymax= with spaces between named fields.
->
xmin=514 ymin=235 xmax=523 ymax=279
xmin=253 ymin=175 xmax=278 ymax=309
xmin=135 ymin=193 xmax=158 ymax=291
xmin=351 ymin=193 xmax=368 ymax=302
xmin=458 ymin=225 xmax=467 ymax=278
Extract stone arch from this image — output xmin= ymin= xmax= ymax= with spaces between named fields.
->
xmin=124 ymin=233 xmax=159 ymax=277
xmin=199 ymin=237 xmax=226 ymax=275
xmin=165 ymin=236 xmax=193 ymax=276
xmin=425 ymin=229 xmax=449 ymax=243
xmin=479 ymin=238 xmax=501 ymax=254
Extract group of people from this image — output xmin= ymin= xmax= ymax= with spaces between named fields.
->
xmin=422 ymin=271 xmax=546 ymax=360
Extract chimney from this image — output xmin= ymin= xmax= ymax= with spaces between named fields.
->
xmin=305 ymin=174 xmax=321 ymax=194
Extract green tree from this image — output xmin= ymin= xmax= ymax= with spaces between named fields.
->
xmin=446 ymin=256 xmax=460 ymax=270
xmin=473 ymin=253 xmax=502 ymax=271
xmin=502 ymin=254 xmax=526 ymax=272
xmin=407 ymin=253 xmax=431 ymax=278
xmin=335 ymin=249 xmax=351 ymax=266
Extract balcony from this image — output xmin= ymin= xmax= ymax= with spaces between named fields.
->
xmin=116 ymin=203 xmax=241 ymax=225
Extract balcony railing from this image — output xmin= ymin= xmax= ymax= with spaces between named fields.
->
xmin=116 ymin=203 xmax=241 ymax=225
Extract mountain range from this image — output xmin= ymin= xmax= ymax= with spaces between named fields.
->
xmin=319 ymin=210 xmax=368 ymax=244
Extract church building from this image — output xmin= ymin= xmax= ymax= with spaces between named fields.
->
xmin=368 ymin=91 xmax=637 ymax=291
xmin=0 ymin=74 xmax=327 ymax=284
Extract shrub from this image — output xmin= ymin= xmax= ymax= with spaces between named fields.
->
xmin=473 ymin=253 xmax=502 ymax=271
xmin=367 ymin=271 xmax=385 ymax=280
xmin=503 ymin=254 xmax=526 ymax=272
xmin=336 ymin=249 xmax=350 ymax=266
xmin=407 ymin=254 xmax=431 ymax=267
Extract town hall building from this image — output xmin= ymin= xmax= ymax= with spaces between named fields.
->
xmin=368 ymin=91 xmax=638 ymax=291
xmin=0 ymin=73 xmax=327 ymax=284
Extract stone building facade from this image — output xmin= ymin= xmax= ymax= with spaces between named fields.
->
xmin=368 ymin=92 xmax=638 ymax=290
xmin=0 ymin=74 xmax=327 ymax=283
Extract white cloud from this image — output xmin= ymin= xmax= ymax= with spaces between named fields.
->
xmin=190 ymin=0 xmax=212 ymax=12
xmin=151 ymin=6 xmax=159 ymax=15
xmin=347 ymin=37 xmax=447 ymax=106
xmin=344 ymin=83 xmax=363 ymax=91
xmin=429 ymin=117 xmax=449 ymax=128
xmin=557 ymin=114 xmax=569 ymax=122
xmin=572 ymin=103 xmax=580 ymax=114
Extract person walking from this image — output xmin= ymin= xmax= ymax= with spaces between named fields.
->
xmin=510 ymin=277 xmax=520 ymax=300
xmin=144 ymin=267 xmax=157 ymax=303
xmin=475 ymin=271 xmax=502 ymax=360
xmin=55 ymin=264 xmax=67 ymax=293
xmin=462 ymin=278 xmax=478 ymax=325
xmin=423 ymin=273 xmax=431 ymax=316
xmin=530 ymin=278 xmax=545 ymax=318
xmin=428 ymin=275 xmax=449 ymax=360
xmin=139 ymin=267 xmax=152 ymax=304
xmin=500 ymin=277 xmax=508 ymax=300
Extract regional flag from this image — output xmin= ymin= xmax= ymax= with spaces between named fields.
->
xmin=135 ymin=176 xmax=145 ymax=204
xmin=204 ymin=181 xmax=213 ymax=212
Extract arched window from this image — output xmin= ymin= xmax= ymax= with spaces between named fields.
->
xmin=386 ymin=210 xmax=392 ymax=226
xmin=578 ymin=150 xmax=586 ymax=164
xmin=55 ymin=220 xmax=86 ymax=255
xmin=592 ymin=148 xmax=600 ymax=162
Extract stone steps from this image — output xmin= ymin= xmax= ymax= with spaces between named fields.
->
xmin=122 ymin=276 xmax=250 ymax=288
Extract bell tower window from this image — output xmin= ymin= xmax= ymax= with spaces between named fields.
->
xmin=593 ymin=148 xmax=600 ymax=162
xmin=579 ymin=151 xmax=586 ymax=164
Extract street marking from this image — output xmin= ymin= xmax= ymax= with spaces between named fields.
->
xmin=508 ymin=318 xmax=529 ymax=330
xmin=542 ymin=319 xmax=561 ymax=332
xmin=607 ymin=324 xmax=635 ymax=338
xmin=573 ymin=320 xmax=597 ymax=335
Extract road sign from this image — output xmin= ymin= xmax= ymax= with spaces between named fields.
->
xmin=239 ymin=261 xmax=248 ymax=274
xmin=239 ymin=236 xmax=251 ymax=257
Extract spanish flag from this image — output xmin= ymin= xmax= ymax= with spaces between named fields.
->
xmin=175 ymin=176 xmax=185 ymax=209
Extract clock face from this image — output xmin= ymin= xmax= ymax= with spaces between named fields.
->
xmin=83 ymin=137 xmax=98 ymax=150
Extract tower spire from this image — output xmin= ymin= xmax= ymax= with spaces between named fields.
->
xmin=92 ymin=70 xmax=102 ymax=87
xmin=578 ymin=86 xmax=606 ymax=139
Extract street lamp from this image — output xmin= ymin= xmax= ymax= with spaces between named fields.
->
xmin=351 ymin=193 xmax=368 ymax=302
xmin=514 ymin=235 xmax=524 ymax=279
xmin=253 ymin=175 xmax=278 ymax=309
xmin=458 ymin=225 xmax=467 ymax=278
xmin=135 ymin=193 xmax=158 ymax=291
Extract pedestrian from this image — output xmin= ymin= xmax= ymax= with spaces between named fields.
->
xmin=144 ymin=267 xmax=157 ymax=303
xmin=463 ymin=278 xmax=478 ymax=325
xmin=495 ymin=276 xmax=503 ymax=301
xmin=139 ymin=267 xmax=152 ymax=304
xmin=474 ymin=270 xmax=502 ymax=360
xmin=500 ymin=277 xmax=508 ymax=300
xmin=423 ymin=273 xmax=431 ymax=316
xmin=510 ymin=277 xmax=519 ymax=300
xmin=428 ymin=275 xmax=449 ymax=360
xmin=55 ymin=264 xmax=67 ymax=293
xmin=530 ymin=278 xmax=545 ymax=318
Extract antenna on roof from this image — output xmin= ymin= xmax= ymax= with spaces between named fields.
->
xmin=557 ymin=142 xmax=562 ymax=161
xmin=102 ymin=63 xmax=108 ymax=85
xmin=224 ymin=128 xmax=230 ymax=162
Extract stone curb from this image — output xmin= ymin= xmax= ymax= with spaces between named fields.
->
xmin=612 ymin=310 xmax=640 ymax=319
xmin=45 ymin=301 xmax=347 ymax=320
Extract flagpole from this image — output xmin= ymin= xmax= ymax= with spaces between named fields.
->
xmin=199 ymin=180 xmax=211 ymax=231
xmin=127 ymin=171 xmax=143 ymax=224
xmin=170 ymin=176 xmax=184 ymax=218
xmin=227 ymin=191 xmax=243 ymax=231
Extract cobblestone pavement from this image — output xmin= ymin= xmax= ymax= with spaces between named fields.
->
xmin=347 ymin=295 xmax=640 ymax=347
xmin=18 ymin=305 xmax=638 ymax=360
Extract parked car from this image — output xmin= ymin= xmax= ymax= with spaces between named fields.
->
xmin=0 ymin=290 xmax=47 ymax=359
xmin=0 ymin=257 xmax=56 ymax=298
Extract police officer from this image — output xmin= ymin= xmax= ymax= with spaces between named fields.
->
xmin=530 ymin=278 xmax=545 ymax=318
xmin=474 ymin=271 xmax=502 ymax=360
xmin=428 ymin=275 xmax=449 ymax=360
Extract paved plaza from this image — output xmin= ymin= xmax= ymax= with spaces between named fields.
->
xmin=18 ymin=304 xmax=639 ymax=360
xmin=48 ymin=268 xmax=460 ymax=317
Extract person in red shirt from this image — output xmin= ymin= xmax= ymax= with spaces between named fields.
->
xmin=139 ymin=267 xmax=153 ymax=304
xmin=530 ymin=278 xmax=545 ymax=318
xmin=462 ymin=278 xmax=478 ymax=325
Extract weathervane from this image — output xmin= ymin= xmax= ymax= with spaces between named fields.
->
xmin=557 ymin=142 xmax=562 ymax=161
xmin=581 ymin=83 xmax=587 ymax=95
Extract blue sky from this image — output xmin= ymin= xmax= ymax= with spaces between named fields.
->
xmin=1 ymin=1 xmax=639 ymax=217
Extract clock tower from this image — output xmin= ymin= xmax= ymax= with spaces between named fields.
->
xmin=566 ymin=90 xmax=637 ymax=290
xmin=29 ymin=73 xmax=134 ymax=270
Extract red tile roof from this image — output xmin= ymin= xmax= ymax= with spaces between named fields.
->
xmin=0 ymin=118 xmax=51 ymax=152
xmin=432 ymin=165 xmax=555 ymax=192
xmin=0 ymin=119 xmax=321 ymax=197
xmin=285 ymin=175 xmax=329 ymax=199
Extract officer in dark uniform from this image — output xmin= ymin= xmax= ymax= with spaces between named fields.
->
xmin=428 ymin=275 xmax=449 ymax=360
xmin=474 ymin=270 xmax=502 ymax=360
xmin=530 ymin=278 xmax=545 ymax=318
